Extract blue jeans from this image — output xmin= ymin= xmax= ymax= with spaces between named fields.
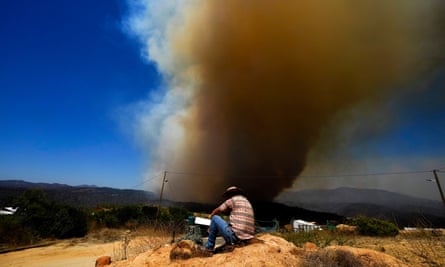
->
xmin=205 ymin=215 xmax=237 ymax=250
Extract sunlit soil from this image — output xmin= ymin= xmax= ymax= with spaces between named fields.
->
xmin=1 ymin=228 xmax=444 ymax=267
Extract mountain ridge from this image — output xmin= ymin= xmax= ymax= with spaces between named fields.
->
xmin=276 ymin=187 xmax=445 ymax=226
xmin=0 ymin=180 xmax=158 ymax=208
xmin=1 ymin=180 xmax=444 ymax=226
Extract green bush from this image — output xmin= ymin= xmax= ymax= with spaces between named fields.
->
xmin=281 ymin=230 xmax=352 ymax=248
xmin=51 ymin=205 xmax=88 ymax=238
xmin=156 ymin=206 xmax=190 ymax=227
xmin=169 ymin=207 xmax=189 ymax=223
xmin=91 ymin=205 xmax=190 ymax=229
xmin=142 ymin=205 xmax=158 ymax=220
xmin=115 ymin=205 xmax=143 ymax=224
xmin=3 ymin=189 xmax=191 ymax=247
xmin=14 ymin=189 xmax=55 ymax=238
xmin=6 ymin=189 xmax=89 ymax=241
xmin=348 ymin=215 xmax=399 ymax=237
xmin=93 ymin=209 xmax=120 ymax=228
xmin=0 ymin=215 xmax=34 ymax=245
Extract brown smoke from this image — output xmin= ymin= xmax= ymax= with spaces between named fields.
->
xmin=150 ymin=1 xmax=445 ymax=202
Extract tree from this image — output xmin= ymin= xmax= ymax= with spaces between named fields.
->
xmin=14 ymin=189 xmax=55 ymax=238
xmin=13 ymin=189 xmax=88 ymax=239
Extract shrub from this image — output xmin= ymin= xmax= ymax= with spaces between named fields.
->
xmin=9 ymin=189 xmax=89 ymax=241
xmin=302 ymin=248 xmax=365 ymax=267
xmin=14 ymin=189 xmax=55 ymax=238
xmin=90 ymin=205 xmax=190 ymax=230
xmin=0 ymin=215 xmax=34 ymax=245
xmin=142 ymin=206 xmax=158 ymax=220
xmin=281 ymin=230 xmax=352 ymax=248
xmin=348 ymin=216 xmax=398 ymax=237
xmin=115 ymin=205 xmax=143 ymax=225
xmin=98 ymin=211 xmax=120 ymax=228
xmin=169 ymin=207 xmax=189 ymax=223
xmin=51 ymin=205 xmax=88 ymax=238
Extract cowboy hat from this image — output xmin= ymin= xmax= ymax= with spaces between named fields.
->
xmin=222 ymin=186 xmax=245 ymax=198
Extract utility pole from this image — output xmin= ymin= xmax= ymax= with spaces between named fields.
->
xmin=156 ymin=171 xmax=168 ymax=221
xmin=433 ymin=169 xmax=445 ymax=209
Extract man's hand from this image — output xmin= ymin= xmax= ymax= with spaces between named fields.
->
xmin=209 ymin=207 xmax=220 ymax=219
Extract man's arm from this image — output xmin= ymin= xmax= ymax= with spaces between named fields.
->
xmin=209 ymin=207 xmax=222 ymax=218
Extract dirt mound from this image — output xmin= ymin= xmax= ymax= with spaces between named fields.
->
xmin=110 ymin=234 xmax=409 ymax=267
xmin=306 ymin=246 xmax=410 ymax=267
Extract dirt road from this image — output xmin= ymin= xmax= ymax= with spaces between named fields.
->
xmin=0 ymin=229 xmax=171 ymax=267
xmin=0 ymin=240 xmax=116 ymax=267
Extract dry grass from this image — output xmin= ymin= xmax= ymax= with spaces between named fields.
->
xmin=107 ymin=226 xmax=445 ymax=266
xmin=104 ymin=225 xmax=444 ymax=267
xmin=3 ymin=225 xmax=444 ymax=267
xmin=301 ymin=249 xmax=369 ymax=267
xmin=280 ymin=229 xmax=445 ymax=267
xmin=374 ymin=230 xmax=445 ymax=267
xmin=108 ymin=226 xmax=174 ymax=261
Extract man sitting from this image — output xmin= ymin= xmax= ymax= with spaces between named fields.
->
xmin=205 ymin=186 xmax=255 ymax=252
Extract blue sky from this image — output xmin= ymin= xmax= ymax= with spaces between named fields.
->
xmin=0 ymin=1 xmax=444 ymax=201
xmin=0 ymin=0 xmax=160 ymax=188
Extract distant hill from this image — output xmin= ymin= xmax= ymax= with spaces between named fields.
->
xmin=276 ymin=187 xmax=445 ymax=227
xmin=179 ymin=201 xmax=343 ymax=226
xmin=3 ymin=180 xmax=443 ymax=227
xmin=0 ymin=180 xmax=343 ymax=226
xmin=0 ymin=180 xmax=158 ymax=208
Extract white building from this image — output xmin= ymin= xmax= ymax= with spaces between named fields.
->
xmin=0 ymin=207 xmax=18 ymax=215
xmin=292 ymin=219 xmax=322 ymax=232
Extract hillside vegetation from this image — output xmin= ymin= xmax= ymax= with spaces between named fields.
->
xmin=0 ymin=189 xmax=188 ymax=249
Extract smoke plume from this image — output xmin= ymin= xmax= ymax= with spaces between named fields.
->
xmin=126 ymin=0 xmax=445 ymax=202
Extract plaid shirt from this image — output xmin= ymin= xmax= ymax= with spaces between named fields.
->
xmin=219 ymin=195 xmax=255 ymax=240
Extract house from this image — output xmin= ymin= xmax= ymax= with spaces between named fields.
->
xmin=0 ymin=207 xmax=18 ymax=215
xmin=291 ymin=219 xmax=322 ymax=232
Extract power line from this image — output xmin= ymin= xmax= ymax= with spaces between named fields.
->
xmin=166 ymin=171 xmax=298 ymax=179
xmin=129 ymin=172 xmax=163 ymax=189
xmin=165 ymin=169 xmax=432 ymax=179
xmin=300 ymin=170 xmax=432 ymax=179
xmin=165 ymin=171 xmax=213 ymax=176
xmin=124 ymin=167 xmax=445 ymax=191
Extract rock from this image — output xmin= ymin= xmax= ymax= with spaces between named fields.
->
xmin=336 ymin=224 xmax=358 ymax=233
xmin=169 ymin=240 xmax=195 ymax=260
xmin=95 ymin=255 xmax=111 ymax=267
xmin=283 ymin=224 xmax=293 ymax=232
xmin=303 ymin=242 xmax=318 ymax=251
